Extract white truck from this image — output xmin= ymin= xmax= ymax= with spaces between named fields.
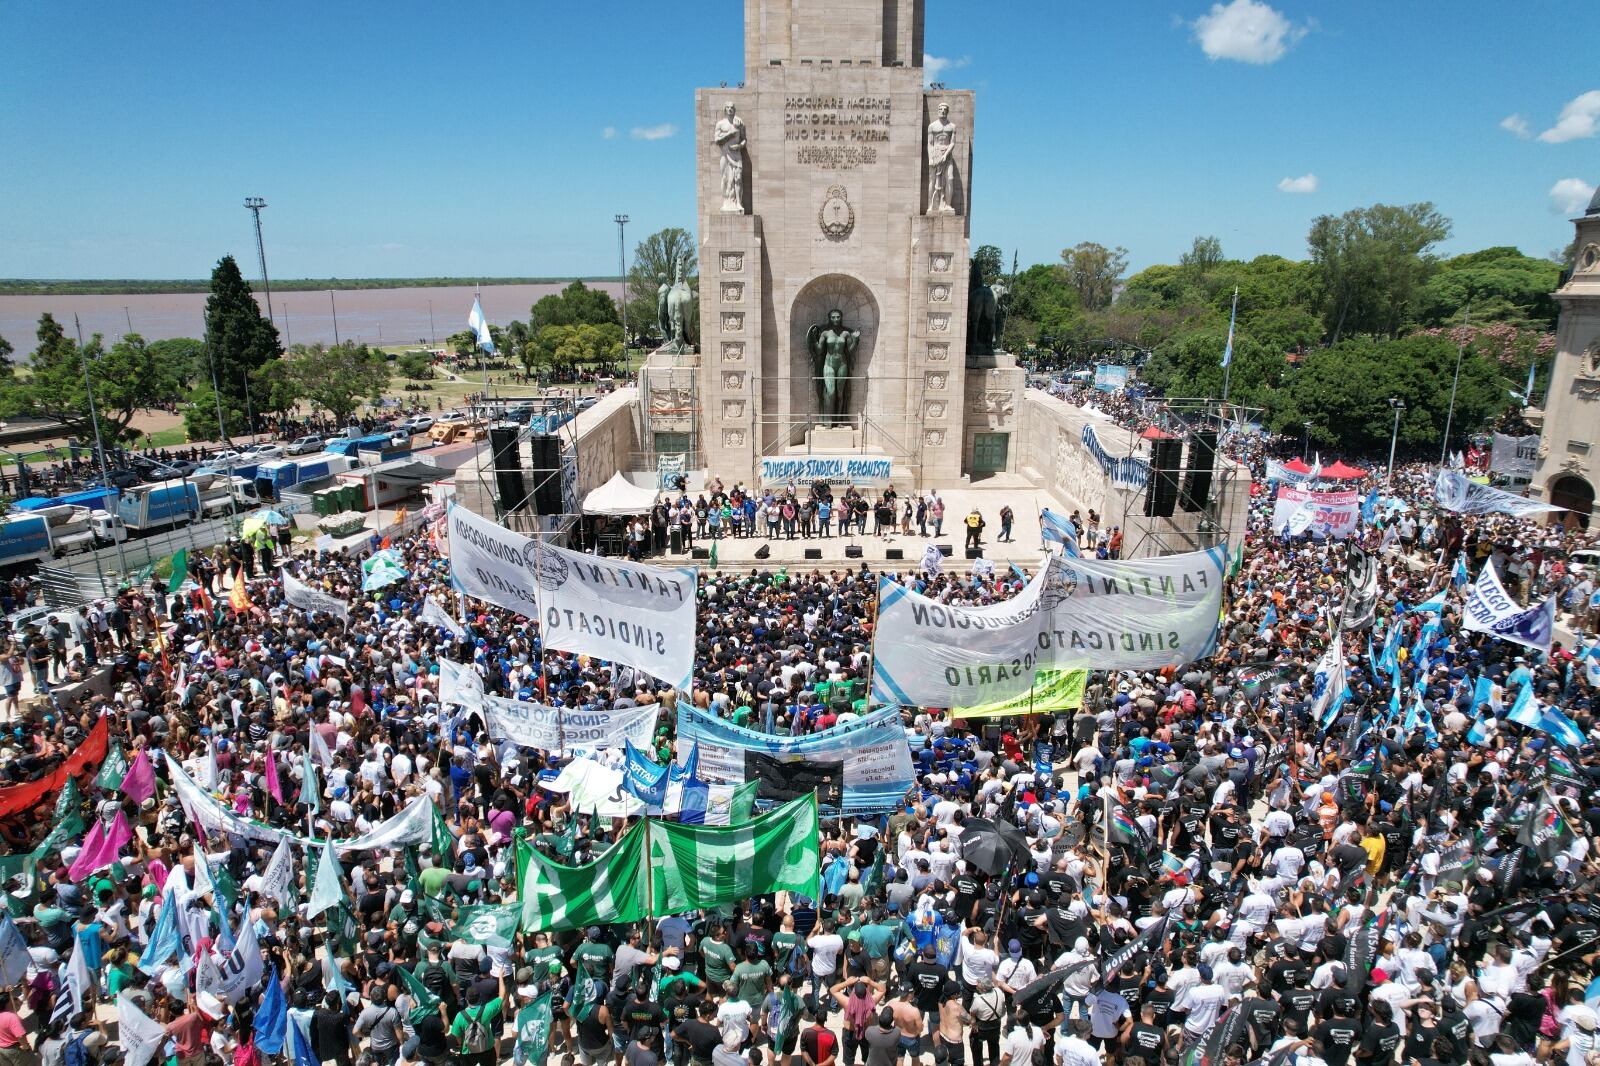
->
xmin=0 ymin=506 xmax=96 ymax=566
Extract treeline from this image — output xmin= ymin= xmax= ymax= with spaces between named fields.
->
xmin=0 ymin=276 xmax=620 ymax=297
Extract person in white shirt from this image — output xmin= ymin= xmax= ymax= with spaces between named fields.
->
xmin=998 ymin=1011 xmax=1045 ymax=1066
xmin=1052 ymin=1019 xmax=1100 ymax=1066
xmin=1176 ymin=965 xmax=1229 ymax=1049
xmin=993 ymin=943 xmax=1037 ymax=997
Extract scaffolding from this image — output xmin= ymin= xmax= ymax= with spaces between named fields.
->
xmin=640 ymin=349 xmax=703 ymax=476
xmin=460 ymin=396 xmax=584 ymax=542
xmin=1119 ymin=396 xmax=1262 ymax=560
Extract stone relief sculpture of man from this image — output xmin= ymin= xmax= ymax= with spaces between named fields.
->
xmin=925 ymin=102 xmax=958 ymax=215
xmin=805 ymin=308 xmax=861 ymax=425
xmin=713 ymin=103 xmax=747 ymax=213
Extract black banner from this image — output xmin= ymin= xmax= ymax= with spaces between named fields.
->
xmin=745 ymin=753 xmax=845 ymax=808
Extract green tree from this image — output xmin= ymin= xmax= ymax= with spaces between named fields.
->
xmin=182 ymin=380 xmax=248 ymax=444
xmin=624 ymin=228 xmax=698 ymax=343
xmin=529 ymin=281 xmax=618 ymax=335
xmin=1180 ymin=235 xmax=1224 ymax=281
xmin=203 ymin=255 xmax=281 ymax=412
xmin=1142 ymin=325 xmax=1283 ymax=409
xmin=1004 ymin=263 xmax=1084 ymax=349
xmin=1306 ymin=202 xmax=1451 ymax=342
xmin=1414 ymin=247 xmax=1560 ymax=331
xmin=22 ymin=325 xmax=163 ymax=441
xmin=269 ymin=342 xmax=392 ymax=424
xmin=970 ymin=244 xmax=1004 ymax=286
xmin=446 ymin=330 xmax=478 ymax=358
xmin=529 ymin=323 xmax=623 ymax=375
xmin=1276 ymin=333 xmax=1509 ymax=454
xmin=147 ymin=337 xmax=205 ymax=400
xmin=1059 ymin=242 xmax=1128 ymax=312
xmin=396 ymin=351 xmax=434 ymax=379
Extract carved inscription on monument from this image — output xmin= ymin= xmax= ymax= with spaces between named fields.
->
xmin=785 ymin=95 xmax=891 ymax=169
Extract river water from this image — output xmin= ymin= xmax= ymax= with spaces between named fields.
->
xmin=0 ymin=281 xmax=625 ymax=358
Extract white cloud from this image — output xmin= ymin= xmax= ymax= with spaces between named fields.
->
xmin=1550 ymin=178 xmax=1597 ymax=214
xmin=923 ymin=54 xmax=970 ymax=87
xmin=630 ymin=123 xmax=678 ymax=141
xmin=1499 ymin=114 xmax=1530 ymax=139
xmin=1277 ymin=173 xmax=1319 ymax=194
xmin=601 ymin=126 xmax=616 ymax=139
xmin=1538 ymin=90 xmax=1600 ymax=143
xmin=1191 ymin=0 xmax=1308 ymax=64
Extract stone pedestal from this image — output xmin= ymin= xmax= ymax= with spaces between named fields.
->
xmin=799 ymin=425 xmax=861 ymax=451
xmin=698 ymin=213 xmax=764 ymax=479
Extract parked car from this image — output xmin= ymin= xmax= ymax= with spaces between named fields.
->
xmin=436 ymin=410 xmax=468 ymax=424
xmin=247 ymin=443 xmax=285 ymax=460
xmin=286 ymin=435 xmax=325 ymax=456
xmin=400 ymin=415 xmax=436 ymax=434
xmin=575 ymin=396 xmax=599 ymax=412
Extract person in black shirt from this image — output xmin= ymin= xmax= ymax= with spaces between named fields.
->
xmin=1123 ymin=1001 xmax=1164 ymax=1064
xmin=1275 ymin=970 xmax=1318 ymax=1035
xmin=1310 ymin=1000 xmax=1361 ymax=1066
xmin=1238 ymin=994 xmax=1281 ymax=1054
xmin=905 ymin=945 xmax=947 ymax=1034
xmin=1144 ymin=970 xmax=1177 ymax=1031
xmin=673 ymin=1001 xmax=723 ymax=1066
xmin=951 ymin=871 xmax=984 ymax=925
xmin=1354 ymin=999 xmax=1401 ymax=1066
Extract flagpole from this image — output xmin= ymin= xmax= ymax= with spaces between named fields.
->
xmin=1219 ymin=288 xmax=1239 ymax=406
xmin=1440 ymin=305 xmax=1468 ymax=467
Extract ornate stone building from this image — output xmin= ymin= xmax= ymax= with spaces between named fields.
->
xmin=1526 ymin=184 xmax=1600 ymax=527
xmin=665 ymin=0 xmax=1022 ymax=487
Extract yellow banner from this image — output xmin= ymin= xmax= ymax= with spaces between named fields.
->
xmin=950 ymin=669 xmax=1087 ymax=719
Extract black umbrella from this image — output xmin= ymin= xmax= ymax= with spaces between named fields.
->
xmin=959 ymin=817 xmax=1030 ymax=876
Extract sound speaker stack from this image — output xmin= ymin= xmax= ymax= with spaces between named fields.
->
xmin=488 ymin=423 xmax=526 ymax=514
xmin=1179 ymin=430 xmax=1218 ymax=513
xmin=1144 ymin=438 xmax=1182 ymax=518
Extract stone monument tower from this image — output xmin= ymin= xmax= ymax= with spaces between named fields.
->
xmin=694 ymin=0 xmax=992 ymax=485
xmin=1525 ymin=182 xmax=1600 ymax=527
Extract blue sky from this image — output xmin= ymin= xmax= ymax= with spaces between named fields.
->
xmin=3 ymin=0 xmax=1596 ymax=280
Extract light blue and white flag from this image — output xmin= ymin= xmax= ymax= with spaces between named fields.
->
xmin=1312 ymin=633 xmax=1350 ymax=731
xmin=1360 ymin=488 xmax=1379 ymax=526
xmin=1410 ymin=588 xmax=1447 ymax=615
xmin=1532 ymin=705 xmax=1588 ymax=749
xmin=622 ymin=740 xmax=670 ymax=812
xmin=1466 ymin=712 xmax=1491 ymax=747
xmin=1453 ymin=556 xmax=1472 ymax=589
xmin=1506 ymin=683 xmax=1538 ymax=728
xmin=1461 ymin=562 xmax=1555 ymax=653
xmin=137 ymin=889 xmax=182 ymax=975
xmin=468 ymin=297 xmax=495 ymax=353
xmin=1219 ymin=287 xmax=1238 ymax=369
xmin=1039 ymin=508 xmax=1079 ymax=555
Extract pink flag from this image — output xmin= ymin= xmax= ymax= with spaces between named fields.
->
xmin=120 ymin=748 xmax=155 ymax=804
xmin=68 ymin=811 xmax=132 ymax=881
xmin=263 ymin=749 xmax=283 ymax=804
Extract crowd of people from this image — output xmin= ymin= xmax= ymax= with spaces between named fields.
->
xmin=0 ymin=381 xmax=1596 ymax=1066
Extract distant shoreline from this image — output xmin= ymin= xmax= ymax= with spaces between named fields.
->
xmin=0 ymin=277 xmax=621 ymax=297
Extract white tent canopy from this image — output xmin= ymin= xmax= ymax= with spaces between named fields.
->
xmin=582 ymin=472 xmax=661 ymax=516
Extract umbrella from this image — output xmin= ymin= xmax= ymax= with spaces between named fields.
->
xmin=260 ymin=509 xmax=289 ymax=525
xmin=239 ymin=517 xmax=267 ymax=539
xmin=958 ymin=817 xmax=1030 ymax=876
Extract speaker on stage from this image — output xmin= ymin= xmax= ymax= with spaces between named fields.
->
xmin=936 ymin=544 xmax=953 ymax=557
xmin=1180 ymin=430 xmax=1218 ymax=512
xmin=845 ymin=545 xmax=864 ymax=559
xmin=1144 ymin=438 xmax=1182 ymax=519
xmin=754 ymin=543 xmax=771 ymax=560
xmin=965 ymin=547 xmax=984 ymax=559
xmin=488 ymin=424 xmax=526 ymax=513
xmin=886 ymin=548 xmax=904 ymax=561
xmin=527 ymin=434 xmax=564 ymax=516
xmin=803 ymin=548 xmax=822 ymax=560
xmin=691 ymin=547 xmax=710 ymax=560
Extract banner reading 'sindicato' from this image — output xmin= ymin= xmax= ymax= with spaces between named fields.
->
xmin=484 ymin=694 xmax=659 ymax=755
xmin=872 ymin=548 xmax=1225 ymax=708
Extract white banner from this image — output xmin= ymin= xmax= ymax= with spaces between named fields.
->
xmin=448 ymin=502 xmax=697 ymax=688
xmin=1272 ymin=487 xmax=1360 ymax=540
xmin=164 ymin=753 xmax=436 ymax=854
xmin=199 ymin=915 xmax=263 ymax=1004
xmin=758 ymin=455 xmax=893 ymax=489
xmin=282 ymin=570 xmax=349 ymax=621
xmin=872 ymin=547 xmax=1227 ymax=707
xmin=1489 ymin=433 xmax=1539 ymax=478
xmin=1264 ymin=458 xmax=1316 ymax=485
xmin=1462 ymin=562 xmax=1556 ymax=653
xmin=421 ymin=594 xmax=466 ymax=637
xmin=438 ymin=659 xmax=486 ymax=712
xmin=258 ymin=839 xmax=296 ymax=910
xmin=118 ymin=993 xmax=168 ymax=1066
xmin=1080 ymin=425 xmax=1150 ymax=489
xmin=483 ymin=694 xmax=660 ymax=755
xmin=1435 ymin=468 xmax=1564 ymax=517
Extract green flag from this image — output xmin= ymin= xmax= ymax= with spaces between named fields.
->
xmin=860 ymin=844 xmax=887 ymax=900
xmin=398 ymin=962 xmax=442 ymax=1025
xmin=302 ymin=751 xmax=320 ymax=815
xmin=730 ymin=780 xmax=760 ymax=825
xmin=451 ymin=903 xmax=521 ymax=947
xmin=306 ymin=837 xmax=347 ymax=919
xmin=709 ymin=540 xmax=718 ymax=570
xmin=520 ymin=821 xmax=648 ymax=933
xmin=515 ymin=992 xmax=555 ymax=1066
xmin=647 ymin=793 xmax=820 ymax=913
xmin=94 ymin=743 xmax=128 ymax=792
xmin=164 ymin=549 xmax=189 ymax=594
xmin=554 ymin=814 xmax=578 ymax=861
xmin=513 ymin=828 xmax=533 ymax=897
xmin=430 ymin=804 xmax=455 ymax=860
xmin=52 ymin=778 xmax=82 ymax=824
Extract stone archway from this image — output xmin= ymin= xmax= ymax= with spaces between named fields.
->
xmin=1549 ymin=474 xmax=1594 ymax=530
xmin=788 ymin=274 xmax=879 ymax=426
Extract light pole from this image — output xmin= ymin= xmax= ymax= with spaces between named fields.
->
xmin=244 ymin=197 xmax=275 ymax=328
xmin=1301 ymin=421 xmax=1312 ymax=459
xmin=72 ymin=315 xmax=132 ymax=579
xmin=1386 ymin=398 xmax=1406 ymax=483
xmin=427 ymin=299 xmax=436 ymax=348
xmin=614 ymin=214 xmax=629 ymax=352
xmin=329 ymin=290 xmax=341 ymax=346
xmin=1440 ymin=306 xmax=1469 ymax=467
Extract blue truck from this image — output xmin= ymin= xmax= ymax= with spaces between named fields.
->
xmin=91 ymin=479 xmax=201 ymax=543
xmin=253 ymin=453 xmax=353 ymax=502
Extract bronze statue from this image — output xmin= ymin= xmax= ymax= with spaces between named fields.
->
xmin=805 ymin=308 xmax=860 ymax=425
xmin=662 ymin=256 xmax=696 ymax=354
xmin=655 ymin=274 xmax=671 ymax=342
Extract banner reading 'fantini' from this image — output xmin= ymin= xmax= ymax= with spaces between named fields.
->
xmin=447 ymin=502 xmax=696 ymax=688
xmin=872 ymin=547 xmax=1226 ymax=708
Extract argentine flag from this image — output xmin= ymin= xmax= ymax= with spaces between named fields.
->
xmin=1312 ymin=633 xmax=1349 ymax=731
xmin=1452 ymin=556 xmax=1471 ymax=589
xmin=1534 ymin=705 xmax=1588 ymax=749
xmin=1410 ymin=588 xmax=1447 ymax=615
xmin=1039 ymin=508 xmax=1079 ymax=555
xmin=1506 ymin=683 xmax=1538 ymax=728
xmin=1219 ymin=287 xmax=1239 ymax=369
xmin=468 ymin=297 xmax=496 ymax=353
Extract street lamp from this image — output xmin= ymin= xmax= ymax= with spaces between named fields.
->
xmin=1386 ymin=398 xmax=1406 ymax=483
xmin=1301 ymin=421 xmax=1313 ymax=459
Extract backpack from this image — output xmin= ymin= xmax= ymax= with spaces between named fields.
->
xmin=461 ymin=1004 xmax=495 ymax=1055
xmin=63 ymin=1032 xmax=91 ymax=1066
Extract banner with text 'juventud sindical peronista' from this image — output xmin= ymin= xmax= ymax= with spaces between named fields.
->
xmin=872 ymin=547 xmax=1226 ymax=708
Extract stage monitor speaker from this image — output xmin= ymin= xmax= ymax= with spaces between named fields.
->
xmin=1144 ymin=438 xmax=1182 ymax=519
xmin=488 ymin=424 xmax=526 ymax=513
xmin=527 ymin=434 xmax=564 ymax=516
xmin=691 ymin=547 xmax=710 ymax=560
xmin=1179 ymin=430 xmax=1218 ymax=512
xmin=885 ymin=548 xmax=904 ymax=561
xmin=803 ymin=548 xmax=822 ymax=560
xmin=754 ymin=543 xmax=771 ymax=560
xmin=845 ymin=545 xmax=864 ymax=559
xmin=965 ymin=547 xmax=984 ymax=559
xmin=936 ymin=544 xmax=953 ymax=557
